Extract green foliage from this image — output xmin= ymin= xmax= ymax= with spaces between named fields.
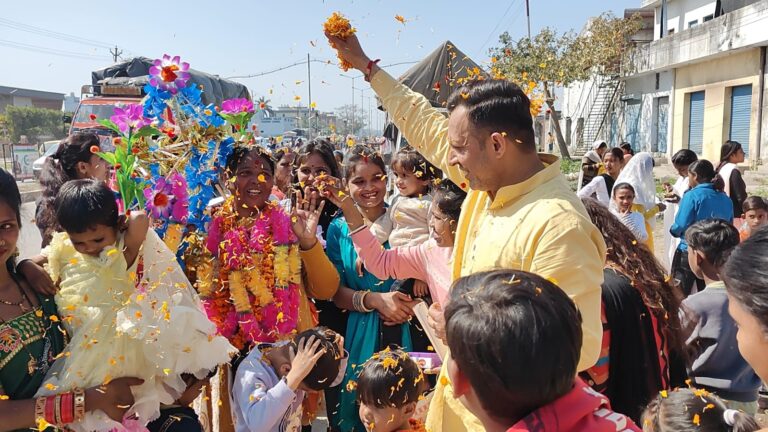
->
xmin=5 ymin=105 xmax=66 ymax=142
xmin=491 ymin=12 xmax=644 ymax=88
xmin=560 ymin=157 xmax=581 ymax=175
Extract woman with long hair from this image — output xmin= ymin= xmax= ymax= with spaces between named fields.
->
xmin=717 ymin=140 xmax=747 ymax=226
xmin=580 ymin=198 xmax=685 ymax=423
xmin=36 ymin=133 xmax=107 ymax=247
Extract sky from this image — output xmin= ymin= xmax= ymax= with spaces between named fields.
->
xmin=1 ymin=0 xmax=637 ymax=124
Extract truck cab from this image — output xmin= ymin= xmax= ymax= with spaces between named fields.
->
xmin=70 ymin=84 xmax=143 ymax=151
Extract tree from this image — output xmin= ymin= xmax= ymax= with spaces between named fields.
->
xmin=255 ymin=96 xmax=274 ymax=116
xmin=5 ymin=105 xmax=66 ymax=143
xmin=491 ymin=12 xmax=643 ymax=159
xmin=334 ymin=104 xmax=367 ymax=136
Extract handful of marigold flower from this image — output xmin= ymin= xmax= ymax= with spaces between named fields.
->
xmin=324 ymin=12 xmax=356 ymax=71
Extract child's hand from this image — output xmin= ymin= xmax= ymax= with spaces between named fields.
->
xmin=413 ymin=280 xmax=429 ymax=298
xmin=285 ymin=336 xmax=326 ymax=391
xmin=333 ymin=333 xmax=345 ymax=357
xmin=291 ymin=187 xmax=326 ymax=251
xmin=18 ymin=260 xmax=56 ymax=296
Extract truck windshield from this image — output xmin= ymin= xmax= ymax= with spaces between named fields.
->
xmin=74 ymin=104 xmax=118 ymax=123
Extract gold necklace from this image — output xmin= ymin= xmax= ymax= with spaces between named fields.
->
xmin=0 ymin=278 xmax=43 ymax=375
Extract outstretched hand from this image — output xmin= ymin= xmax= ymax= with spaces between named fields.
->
xmin=324 ymin=32 xmax=370 ymax=72
xmin=291 ymin=187 xmax=326 ymax=250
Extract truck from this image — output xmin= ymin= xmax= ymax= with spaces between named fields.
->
xmin=70 ymin=57 xmax=251 ymax=147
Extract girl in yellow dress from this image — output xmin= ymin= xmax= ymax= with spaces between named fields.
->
xmin=30 ymin=179 xmax=235 ymax=432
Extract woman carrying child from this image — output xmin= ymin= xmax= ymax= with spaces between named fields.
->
xmin=318 ymin=146 xmax=420 ymax=432
xmin=0 ymin=170 xmax=144 ymax=432
xmin=30 ymin=179 xmax=234 ymax=431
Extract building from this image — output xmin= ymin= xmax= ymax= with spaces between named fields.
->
xmin=0 ymin=86 xmax=64 ymax=113
xmin=250 ymin=104 xmax=339 ymax=138
xmin=562 ymin=0 xmax=768 ymax=164
xmin=626 ymin=0 xmax=768 ymax=163
xmin=63 ymin=92 xmax=80 ymax=113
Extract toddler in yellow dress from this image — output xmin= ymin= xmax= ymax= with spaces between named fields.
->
xmin=31 ymin=179 xmax=236 ymax=432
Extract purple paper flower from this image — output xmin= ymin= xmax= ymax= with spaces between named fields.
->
xmin=149 ymin=54 xmax=191 ymax=94
xmin=144 ymin=173 xmax=189 ymax=223
xmin=220 ymin=98 xmax=254 ymax=115
xmin=111 ymin=103 xmax=150 ymax=134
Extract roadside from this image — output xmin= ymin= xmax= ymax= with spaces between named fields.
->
xmin=16 ymin=180 xmax=41 ymax=203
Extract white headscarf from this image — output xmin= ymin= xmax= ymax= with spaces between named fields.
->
xmin=613 ymin=152 xmax=656 ymax=211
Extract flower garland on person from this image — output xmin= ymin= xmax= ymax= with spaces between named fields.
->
xmin=197 ymin=195 xmax=303 ymax=350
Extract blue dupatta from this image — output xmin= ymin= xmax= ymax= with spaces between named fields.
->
xmin=325 ymin=216 xmax=413 ymax=432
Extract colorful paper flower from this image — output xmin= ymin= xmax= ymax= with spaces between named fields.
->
xmin=110 ymin=103 xmax=150 ymax=134
xmin=220 ymin=98 xmax=254 ymax=115
xmin=144 ymin=172 xmax=189 ymax=223
xmin=149 ymin=54 xmax=191 ymax=94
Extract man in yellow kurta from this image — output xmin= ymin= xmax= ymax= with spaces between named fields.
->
xmin=326 ymin=32 xmax=606 ymax=432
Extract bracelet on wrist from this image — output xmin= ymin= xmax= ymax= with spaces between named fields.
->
xmin=364 ymin=59 xmax=381 ymax=82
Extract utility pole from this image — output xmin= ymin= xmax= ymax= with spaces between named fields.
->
xmin=110 ymin=45 xmax=123 ymax=63
xmin=525 ymin=0 xmax=531 ymax=39
xmin=339 ymin=74 xmax=358 ymax=135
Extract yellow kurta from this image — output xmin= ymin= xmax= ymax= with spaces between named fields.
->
xmin=371 ymin=70 xmax=607 ymax=432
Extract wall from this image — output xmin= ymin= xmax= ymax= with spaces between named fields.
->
xmin=622 ymin=70 xmax=675 ymax=153
xmin=654 ymin=0 xmax=716 ymax=38
xmin=672 ymin=48 xmax=761 ymax=162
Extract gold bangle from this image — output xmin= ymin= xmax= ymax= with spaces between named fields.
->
xmin=73 ymin=388 xmax=85 ymax=422
xmin=34 ymin=396 xmax=46 ymax=424
xmin=53 ymin=394 xmax=62 ymax=425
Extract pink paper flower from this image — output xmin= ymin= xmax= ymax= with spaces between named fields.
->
xmin=149 ymin=54 xmax=191 ymax=94
xmin=220 ymin=98 xmax=254 ymax=115
xmin=111 ymin=104 xmax=150 ymax=134
xmin=144 ymin=173 xmax=189 ymax=223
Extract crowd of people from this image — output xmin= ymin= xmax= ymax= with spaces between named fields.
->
xmin=2 ymin=24 xmax=768 ymax=432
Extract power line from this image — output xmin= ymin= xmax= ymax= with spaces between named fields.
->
xmin=0 ymin=39 xmax=111 ymax=61
xmin=476 ymin=0 xmax=521 ymax=57
xmin=0 ymin=17 xmax=114 ymax=49
xmin=227 ymin=59 xmax=419 ymax=79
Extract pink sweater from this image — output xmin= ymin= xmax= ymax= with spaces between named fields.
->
xmin=351 ymin=228 xmax=453 ymax=306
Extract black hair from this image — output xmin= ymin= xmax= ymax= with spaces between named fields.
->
xmin=225 ymin=146 xmax=275 ymax=177
xmin=671 ymin=149 xmax=698 ymax=167
xmin=447 ymin=79 xmax=536 ymax=152
xmin=274 ymin=147 xmax=295 ymax=164
xmin=597 ymin=141 xmax=609 ymax=150
xmin=685 ymin=219 xmax=739 ymax=269
xmin=345 ymin=145 xmax=387 ymax=180
xmin=293 ymin=138 xmax=342 ymax=236
xmin=294 ymin=327 xmax=344 ymax=391
xmin=612 ymin=182 xmax=636 ymax=198
xmin=433 ymin=179 xmax=466 ymax=223
xmin=620 ymin=142 xmax=634 ymax=155
xmin=357 ymin=349 xmax=427 ymax=408
xmin=722 ymin=227 xmax=768 ymax=332
xmin=0 ymin=169 xmax=21 ymax=275
xmin=642 ymin=388 xmax=759 ymax=432
xmin=606 ymin=147 xmax=624 ymax=162
xmin=445 ymin=270 xmax=582 ymax=421
xmin=391 ymin=146 xmax=442 ymax=185
xmin=689 ymin=159 xmax=725 ymax=191
xmin=743 ymin=196 xmax=768 ymax=213
xmin=294 ymin=138 xmax=342 ymax=181
xmin=718 ymin=140 xmax=743 ymax=167
xmin=37 ymin=133 xmax=101 ymax=246
xmin=54 ymin=179 xmax=119 ymax=234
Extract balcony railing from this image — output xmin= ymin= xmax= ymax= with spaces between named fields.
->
xmin=628 ymin=1 xmax=768 ymax=76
